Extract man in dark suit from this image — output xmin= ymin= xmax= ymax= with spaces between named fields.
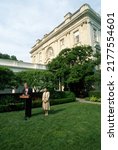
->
xmin=22 ymin=83 xmax=32 ymax=120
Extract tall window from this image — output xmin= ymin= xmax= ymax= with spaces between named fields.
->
xmin=38 ymin=52 xmax=42 ymax=63
xmin=93 ymin=28 xmax=97 ymax=42
xmin=74 ymin=31 xmax=79 ymax=44
xmin=45 ymin=47 xmax=54 ymax=64
xmin=60 ymin=38 xmax=64 ymax=46
xmin=46 ymin=47 xmax=54 ymax=58
xmin=60 ymin=38 xmax=65 ymax=50
xmin=33 ymin=55 xmax=36 ymax=63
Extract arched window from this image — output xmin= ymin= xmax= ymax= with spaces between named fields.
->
xmin=46 ymin=47 xmax=54 ymax=58
xmin=45 ymin=47 xmax=53 ymax=63
xmin=45 ymin=47 xmax=54 ymax=64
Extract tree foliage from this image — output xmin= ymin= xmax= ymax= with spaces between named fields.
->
xmin=0 ymin=52 xmax=17 ymax=60
xmin=0 ymin=67 xmax=16 ymax=89
xmin=16 ymin=70 xmax=55 ymax=90
xmin=48 ymin=46 xmax=101 ymax=95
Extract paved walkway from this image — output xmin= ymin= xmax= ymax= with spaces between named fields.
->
xmin=76 ymin=98 xmax=101 ymax=105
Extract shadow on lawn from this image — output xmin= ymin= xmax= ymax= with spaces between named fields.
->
xmin=31 ymin=108 xmax=65 ymax=117
xmin=32 ymin=111 xmax=43 ymax=117
xmin=49 ymin=108 xmax=65 ymax=114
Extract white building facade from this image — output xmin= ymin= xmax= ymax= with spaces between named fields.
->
xmin=30 ymin=4 xmax=101 ymax=65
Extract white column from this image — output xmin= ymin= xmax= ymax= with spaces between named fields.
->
xmin=87 ymin=21 xmax=93 ymax=47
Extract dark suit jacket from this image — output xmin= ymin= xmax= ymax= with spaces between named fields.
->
xmin=22 ymin=87 xmax=32 ymax=117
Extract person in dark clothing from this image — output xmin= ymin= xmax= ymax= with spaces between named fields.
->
xmin=22 ymin=83 xmax=32 ymax=120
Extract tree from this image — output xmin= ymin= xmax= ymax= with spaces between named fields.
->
xmin=0 ymin=67 xmax=16 ymax=89
xmin=16 ymin=70 xmax=55 ymax=91
xmin=11 ymin=55 xmax=17 ymax=60
xmin=0 ymin=52 xmax=18 ymax=60
xmin=48 ymin=46 xmax=101 ymax=96
xmin=2 ymin=54 xmax=10 ymax=59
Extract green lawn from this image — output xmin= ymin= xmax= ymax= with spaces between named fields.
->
xmin=0 ymin=102 xmax=101 ymax=150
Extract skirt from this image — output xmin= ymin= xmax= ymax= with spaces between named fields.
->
xmin=42 ymin=101 xmax=50 ymax=110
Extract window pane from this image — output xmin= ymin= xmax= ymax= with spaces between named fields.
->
xmin=74 ymin=31 xmax=79 ymax=43
xmin=93 ymin=28 xmax=97 ymax=42
xmin=60 ymin=39 xmax=64 ymax=46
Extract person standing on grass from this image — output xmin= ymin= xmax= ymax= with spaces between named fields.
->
xmin=42 ymin=88 xmax=50 ymax=116
xmin=22 ymin=82 xmax=32 ymax=120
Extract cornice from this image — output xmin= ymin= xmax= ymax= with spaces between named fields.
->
xmin=30 ymin=4 xmax=101 ymax=54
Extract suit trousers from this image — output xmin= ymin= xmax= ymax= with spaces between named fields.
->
xmin=25 ymin=98 xmax=32 ymax=117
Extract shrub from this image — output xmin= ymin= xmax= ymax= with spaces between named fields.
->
xmin=0 ymin=95 xmax=15 ymax=105
xmin=0 ymin=91 xmax=75 ymax=105
xmin=89 ymin=96 xmax=98 ymax=102
xmin=0 ymin=105 xmax=7 ymax=112
xmin=88 ymin=90 xmax=101 ymax=98
xmin=32 ymin=100 xmax=42 ymax=108
xmin=50 ymin=91 xmax=65 ymax=99
xmin=0 ymin=98 xmax=75 ymax=112
xmin=64 ymin=91 xmax=75 ymax=100
xmin=84 ymin=97 xmax=90 ymax=101
xmin=0 ymin=91 xmax=76 ymax=112
xmin=50 ymin=98 xmax=75 ymax=105
xmin=0 ymin=94 xmax=24 ymax=105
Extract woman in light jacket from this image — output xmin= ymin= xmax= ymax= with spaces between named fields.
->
xmin=42 ymin=88 xmax=50 ymax=116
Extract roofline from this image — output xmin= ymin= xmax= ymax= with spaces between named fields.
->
xmin=30 ymin=3 xmax=101 ymax=54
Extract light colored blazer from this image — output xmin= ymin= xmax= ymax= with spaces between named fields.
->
xmin=42 ymin=91 xmax=50 ymax=102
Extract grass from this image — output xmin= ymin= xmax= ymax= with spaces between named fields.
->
xmin=0 ymin=102 xmax=101 ymax=150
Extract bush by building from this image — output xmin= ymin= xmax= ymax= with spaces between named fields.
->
xmin=0 ymin=91 xmax=75 ymax=112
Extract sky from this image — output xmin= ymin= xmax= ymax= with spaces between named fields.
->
xmin=0 ymin=0 xmax=101 ymax=62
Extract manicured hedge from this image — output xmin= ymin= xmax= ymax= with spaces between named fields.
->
xmin=0 ymin=98 xmax=75 ymax=113
xmin=0 ymin=91 xmax=75 ymax=105
xmin=0 ymin=94 xmax=24 ymax=105
xmin=0 ymin=91 xmax=76 ymax=112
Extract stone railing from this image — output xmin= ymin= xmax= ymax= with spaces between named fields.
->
xmin=0 ymin=58 xmax=47 ymax=72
